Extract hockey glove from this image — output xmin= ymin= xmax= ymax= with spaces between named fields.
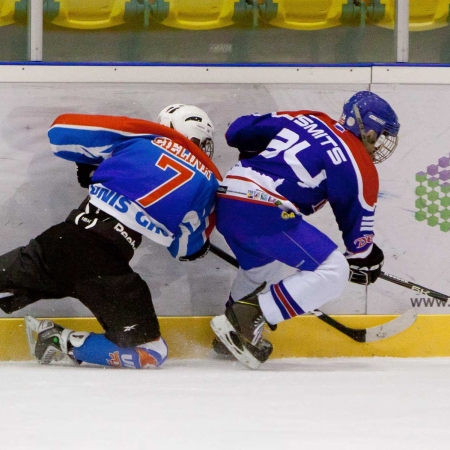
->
xmin=346 ymin=243 xmax=384 ymax=286
xmin=76 ymin=163 xmax=98 ymax=188
xmin=179 ymin=240 xmax=210 ymax=262
xmin=238 ymin=149 xmax=264 ymax=160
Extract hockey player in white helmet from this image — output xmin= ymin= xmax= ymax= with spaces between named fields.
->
xmin=0 ymin=106 xmax=220 ymax=369
xmin=157 ymin=103 xmax=186 ymax=125
xmin=157 ymin=104 xmax=215 ymax=159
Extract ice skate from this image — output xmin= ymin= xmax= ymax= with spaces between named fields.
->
xmin=212 ymin=336 xmax=274 ymax=360
xmin=210 ymin=283 xmax=274 ymax=369
xmin=211 ymin=337 xmax=235 ymax=358
xmin=25 ymin=316 xmax=79 ymax=365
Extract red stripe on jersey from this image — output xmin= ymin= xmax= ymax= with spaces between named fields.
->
xmin=276 ymin=110 xmax=327 ymax=119
xmin=337 ymin=131 xmax=379 ymax=206
xmin=217 ymin=193 xmax=279 ymax=206
xmin=205 ymin=210 xmax=216 ymax=238
xmin=226 ymin=175 xmax=288 ymax=201
xmin=51 ymin=114 xmax=223 ymax=181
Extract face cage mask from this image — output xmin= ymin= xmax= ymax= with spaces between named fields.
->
xmin=371 ymin=133 xmax=398 ymax=164
xmin=191 ymin=137 xmax=215 ymax=159
xmin=353 ymin=105 xmax=398 ymax=164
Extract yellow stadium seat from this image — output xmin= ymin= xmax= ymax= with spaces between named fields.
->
xmin=258 ymin=0 xmax=349 ymax=30
xmin=0 ymin=0 xmax=16 ymax=27
xmin=48 ymin=0 xmax=130 ymax=30
xmin=158 ymin=0 xmax=236 ymax=30
xmin=376 ymin=0 xmax=450 ymax=31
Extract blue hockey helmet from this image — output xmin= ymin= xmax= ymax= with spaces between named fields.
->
xmin=339 ymin=91 xmax=400 ymax=163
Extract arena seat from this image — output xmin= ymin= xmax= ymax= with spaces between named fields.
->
xmin=375 ymin=0 xmax=450 ymax=31
xmin=339 ymin=1 xmax=385 ymax=27
xmin=45 ymin=0 xmax=136 ymax=30
xmin=152 ymin=0 xmax=238 ymax=30
xmin=257 ymin=0 xmax=350 ymax=30
xmin=0 ymin=0 xmax=16 ymax=27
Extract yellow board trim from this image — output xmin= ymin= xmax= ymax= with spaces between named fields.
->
xmin=1 ymin=314 xmax=448 ymax=361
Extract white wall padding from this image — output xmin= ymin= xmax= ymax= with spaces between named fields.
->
xmin=0 ymin=81 xmax=448 ymax=317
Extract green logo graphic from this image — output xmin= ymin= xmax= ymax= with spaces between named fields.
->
xmin=415 ymin=156 xmax=450 ymax=232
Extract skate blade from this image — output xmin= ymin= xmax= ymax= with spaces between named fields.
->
xmin=24 ymin=315 xmax=40 ymax=357
xmin=210 ymin=315 xmax=261 ymax=370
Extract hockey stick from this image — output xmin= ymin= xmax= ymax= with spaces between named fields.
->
xmin=379 ymin=272 xmax=450 ymax=303
xmin=209 ymin=244 xmax=417 ymax=343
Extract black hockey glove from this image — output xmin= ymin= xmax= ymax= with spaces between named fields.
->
xmin=238 ymin=149 xmax=264 ymax=160
xmin=346 ymin=243 xmax=384 ymax=286
xmin=179 ymin=240 xmax=210 ymax=262
xmin=76 ymin=162 xmax=98 ymax=188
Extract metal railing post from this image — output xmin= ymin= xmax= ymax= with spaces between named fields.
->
xmin=28 ymin=0 xmax=44 ymax=61
xmin=396 ymin=0 xmax=409 ymax=62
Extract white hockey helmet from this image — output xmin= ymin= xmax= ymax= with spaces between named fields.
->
xmin=157 ymin=104 xmax=215 ymax=158
xmin=157 ymin=104 xmax=186 ymax=127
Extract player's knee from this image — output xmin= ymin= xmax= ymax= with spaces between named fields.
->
xmin=106 ymin=318 xmax=161 ymax=348
xmin=319 ymin=249 xmax=349 ymax=296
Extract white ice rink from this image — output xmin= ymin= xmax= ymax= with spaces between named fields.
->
xmin=1 ymin=356 xmax=449 ymax=450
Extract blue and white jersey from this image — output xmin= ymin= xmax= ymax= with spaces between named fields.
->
xmin=48 ymin=114 xmax=220 ymax=259
xmin=220 ymin=111 xmax=379 ymax=256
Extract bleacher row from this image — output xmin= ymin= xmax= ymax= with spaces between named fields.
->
xmin=0 ymin=0 xmax=449 ymax=32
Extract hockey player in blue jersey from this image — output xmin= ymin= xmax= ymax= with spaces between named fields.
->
xmin=210 ymin=91 xmax=400 ymax=369
xmin=0 ymin=104 xmax=220 ymax=369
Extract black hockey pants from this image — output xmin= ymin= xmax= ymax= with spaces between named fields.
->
xmin=0 ymin=222 xmax=161 ymax=347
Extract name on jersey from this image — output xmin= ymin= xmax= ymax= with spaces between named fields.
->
xmin=153 ymin=137 xmax=212 ymax=180
xmin=292 ymin=115 xmax=348 ymax=165
xmin=89 ymin=185 xmax=170 ymax=238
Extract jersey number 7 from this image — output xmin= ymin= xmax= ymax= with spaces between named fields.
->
xmin=137 ymin=153 xmax=195 ymax=207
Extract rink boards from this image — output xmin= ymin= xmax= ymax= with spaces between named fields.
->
xmin=1 ymin=66 xmax=450 ymax=362
xmin=0 ymin=314 xmax=449 ymax=361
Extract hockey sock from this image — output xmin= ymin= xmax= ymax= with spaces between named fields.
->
xmin=72 ymin=333 xmax=168 ymax=369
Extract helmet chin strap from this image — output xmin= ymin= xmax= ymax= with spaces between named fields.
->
xmin=353 ymin=104 xmax=368 ymax=148
xmin=353 ymin=104 xmax=378 ymax=159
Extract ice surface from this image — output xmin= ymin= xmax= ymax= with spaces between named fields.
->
xmin=1 ymin=356 xmax=449 ymax=450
